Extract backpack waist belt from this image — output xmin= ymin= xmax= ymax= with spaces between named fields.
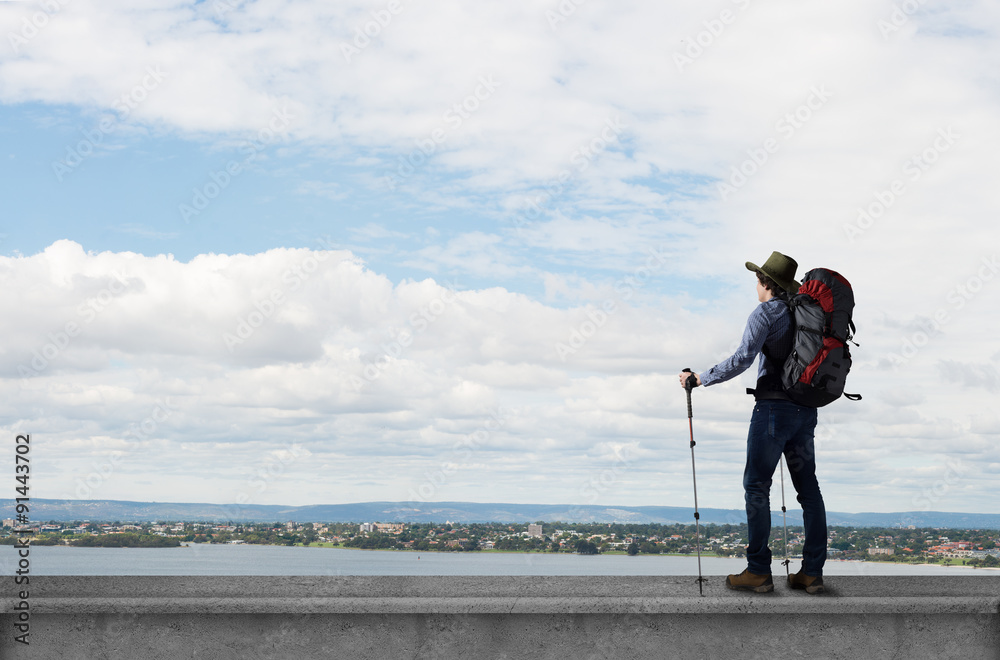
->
xmin=746 ymin=387 xmax=792 ymax=402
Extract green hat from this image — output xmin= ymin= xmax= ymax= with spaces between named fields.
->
xmin=745 ymin=251 xmax=800 ymax=293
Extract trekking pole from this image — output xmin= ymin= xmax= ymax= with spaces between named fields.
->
xmin=779 ymin=455 xmax=790 ymax=578
xmin=682 ymin=368 xmax=706 ymax=596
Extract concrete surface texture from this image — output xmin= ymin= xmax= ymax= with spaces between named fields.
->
xmin=2 ymin=576 xmax=998 ymax=659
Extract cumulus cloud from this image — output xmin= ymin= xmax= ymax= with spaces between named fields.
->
xmin=0 ymin=241 xmax=690 ymax=504
xmin=4 ymin=2 xmax=995 ymax=222
xmin=2 ymin=1 xmax=1000 ymax=512
xmin=0 ymin=240 xmax=997 ymax=512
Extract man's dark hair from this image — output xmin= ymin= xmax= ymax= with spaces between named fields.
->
xmin=756 ymin=271 xmax=780 ymax=293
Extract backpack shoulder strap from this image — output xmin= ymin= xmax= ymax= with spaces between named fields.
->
xmin=760 ymin=295 xmax=792 ymax=360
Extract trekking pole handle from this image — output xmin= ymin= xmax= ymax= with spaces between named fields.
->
xmin=682 ymin=368 xmax=696 ymax=419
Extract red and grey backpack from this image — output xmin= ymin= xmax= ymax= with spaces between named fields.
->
xmin=780 ymin=268 xmax=861 ymax=407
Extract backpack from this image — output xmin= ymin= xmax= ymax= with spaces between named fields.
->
xmin=779 ymin=268 xmax=861 ymax=407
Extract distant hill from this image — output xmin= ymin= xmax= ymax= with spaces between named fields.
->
xmin=4 ymin=499 xmax=1000 ymax=529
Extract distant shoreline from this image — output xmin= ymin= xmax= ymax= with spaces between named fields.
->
xmin=825 ymin=557 xmax=1000 ymax=571
xmin=193 ymin=543 xmax=1000 ymax=569
xmin=30 ymin=544 xmax=1000 ymax=570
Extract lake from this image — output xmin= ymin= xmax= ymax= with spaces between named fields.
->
xmin=4 ymin=544 xmax=996 ymax=576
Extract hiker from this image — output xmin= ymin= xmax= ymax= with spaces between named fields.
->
xmin=678 ymin=251 xmax=826 ymax=594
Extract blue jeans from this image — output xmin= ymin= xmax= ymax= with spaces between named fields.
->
xmin=744 ymin=400 xmax=826 ymax=576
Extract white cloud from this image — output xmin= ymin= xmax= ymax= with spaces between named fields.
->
xmin=2 ymin=1 xmax=1000 ymax=512
xmin=4 ymin=0 xmax=989 ymax=202
xmin=1 ymin=240 xmax=998 ymax=512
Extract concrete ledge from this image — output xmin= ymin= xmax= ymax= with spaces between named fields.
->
xmin=3 ymin=576 xmax=999 ymax=658
xmin=6 ymin=575 xmax=1000 ymax=615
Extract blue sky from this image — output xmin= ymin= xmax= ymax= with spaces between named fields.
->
xmin=1 ymin=0 xmax=998 ymax=515
xmin=1 ymin=98 xmax=700 ymax=300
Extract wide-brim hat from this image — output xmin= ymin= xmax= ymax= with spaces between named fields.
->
xmin=746 ymin=251 xmax=800 ymax=293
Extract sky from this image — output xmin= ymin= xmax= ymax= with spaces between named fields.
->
xmin=1 ymin=0 xmax=998 ymax=518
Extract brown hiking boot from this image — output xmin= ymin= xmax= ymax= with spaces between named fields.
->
xmin=725 ymin=569 xmax=774 ymax=593
xmin=788 ymin=570 xmax=824 ymax=594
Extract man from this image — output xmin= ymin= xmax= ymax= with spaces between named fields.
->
xmin=678 ymin=251 xmax=826 ymax=594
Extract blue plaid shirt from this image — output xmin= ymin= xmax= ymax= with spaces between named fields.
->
xmin=701 ymin=298 xmax=793 ymax=387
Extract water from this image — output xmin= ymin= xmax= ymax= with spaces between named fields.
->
xmin=5 ymin=544 xmax=996 ymax=576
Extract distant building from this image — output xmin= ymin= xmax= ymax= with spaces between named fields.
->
xmin=868 ymin=547 xmax=894 ymax=556
xmin=928 ymin=541 xmax=975 ymax=557
xmin=374 ymin=523 xmax=404 ymax=534
xmin=528 ymin=524 xmax=543 ymax=538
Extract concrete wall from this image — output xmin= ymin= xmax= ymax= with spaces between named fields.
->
xmin=2 ymin=575 xmax=998 ymax=658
